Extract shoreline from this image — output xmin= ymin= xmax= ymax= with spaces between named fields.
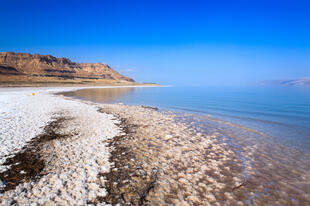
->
xmin=0 ymin=87 xmax=309 ymax=205
xmin=0 ymin=82 xmax=161 ymax=88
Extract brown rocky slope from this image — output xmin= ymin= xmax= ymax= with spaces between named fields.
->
xmin=0 ymin=52 xmax=135 ymax=85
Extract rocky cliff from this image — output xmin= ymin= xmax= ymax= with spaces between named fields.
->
xmin=0 ymin=52 xmax=134 ymax=83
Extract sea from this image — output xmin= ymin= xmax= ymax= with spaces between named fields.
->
xmin=62 ymin=85 xmax=310 ymax=154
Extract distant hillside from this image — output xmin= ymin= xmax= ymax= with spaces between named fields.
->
xmin=259 ymin=77 xmax=310 ymax=86
xmin=0 ymin=52 xmax=134 ymax=84
xmin=280 ymin=77 xmax=310 ymax=86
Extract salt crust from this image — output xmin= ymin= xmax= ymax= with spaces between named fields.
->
xmin=0 ymin=87 xmax=122 ymax=205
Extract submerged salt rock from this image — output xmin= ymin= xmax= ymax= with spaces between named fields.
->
xmin=164 ymin=134 xmax=173 ymax=140
xmin=205 ymin=193 xmax=216 ymax=202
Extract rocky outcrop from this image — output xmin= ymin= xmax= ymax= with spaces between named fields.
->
xmin=0 ymin=52 xmax=134 ymax=82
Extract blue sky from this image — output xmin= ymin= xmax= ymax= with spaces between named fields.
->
xmin=1 ymin=0 xmax=309 ymax=85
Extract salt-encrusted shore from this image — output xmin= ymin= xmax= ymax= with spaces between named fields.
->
xmin=0 ymin=87 xmax=121 ymax=205
xmin=0 ymin=87 xmax=309 ymax=205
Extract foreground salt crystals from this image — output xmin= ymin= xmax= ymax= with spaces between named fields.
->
xmin=0 ymin=88 xmax=120 ymax=205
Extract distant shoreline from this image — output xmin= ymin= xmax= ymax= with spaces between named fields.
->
xmin=0 ymin=82 xmax=161 ymax=88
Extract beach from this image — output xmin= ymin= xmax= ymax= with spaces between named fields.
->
xmin=0 ymin=87 xmax=309 ymax=205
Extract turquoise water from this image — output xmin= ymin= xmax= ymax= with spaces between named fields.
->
xmin=63 ymin=86 xmax=310 ymax=153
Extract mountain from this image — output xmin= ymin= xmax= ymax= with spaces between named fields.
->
xmin=0 ymin=52 xmax=134 ymax=84
xmin=259 ymin=77 xmax=310 ymax=86
xmin=280 ymin=77 xmax=310 ymax=86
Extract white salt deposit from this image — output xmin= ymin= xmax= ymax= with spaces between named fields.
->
xmin=0 ymin=87 xmax=121 ymax=205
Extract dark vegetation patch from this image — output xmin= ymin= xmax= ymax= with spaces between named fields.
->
xmin=101 ymin=74 xmax=115 ymax=80
xmin=120 ymin=76 xmax=135 ymax=82
xmin=0 ymin=66 xmax=18 ymax=72
xmin=31 ymin=74 xmax=101 ymax=80
xmin=0 ymin=81 xmax=91 ymax=85
xmin=44 ymin=69 xmax=76 ymax=74
xmin=0 ymin=117 xmax=71 ymax=193
xmin=0 ymin=65 xmax=22 ymax=75
xmin=94 ymin=108 xmax=158 ymax=206
xmin=40 ymin=74 xmax=75 ymax=79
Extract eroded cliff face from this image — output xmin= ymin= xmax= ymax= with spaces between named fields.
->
xmin=0 ymin=52 xmax=134 ymax=83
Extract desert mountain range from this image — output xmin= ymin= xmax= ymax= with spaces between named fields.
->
xmin=0 ymin=52 xmax=134 ymax=85
xmin=259 ymin=76 xmax=310 ymax=86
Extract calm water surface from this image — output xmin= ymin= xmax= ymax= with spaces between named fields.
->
xmin=62 ymin=86 xmax=310 ymax=204
xmin=62 ymin=86 xmax=310 ymax=154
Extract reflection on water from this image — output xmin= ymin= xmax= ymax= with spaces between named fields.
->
xmin=61 ymin=86 xmax=310 ymax=153
xmin=61 ymin=87 xmax=134 ymax=103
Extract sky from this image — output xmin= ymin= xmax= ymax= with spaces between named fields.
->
xmin=0 ymin=0 xmax=310 ymax=86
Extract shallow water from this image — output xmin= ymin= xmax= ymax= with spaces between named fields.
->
xmin=176 ymin=113 xmax=310 ymax=204
xmin=61 ymin=86 xmax=310 ymax=154
xmin=61 ymin=86 xmax=310 ymax=204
